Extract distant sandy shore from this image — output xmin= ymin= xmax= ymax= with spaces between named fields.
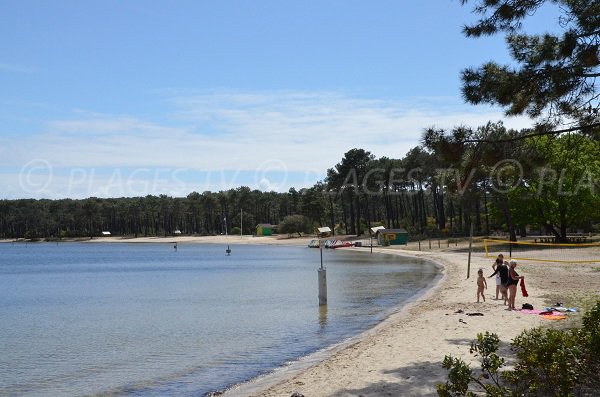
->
xmin=81 ymin=235 xmax=315 ymax=246
xmin=4 ymin=235 xmax=599 ymax=396
xmin=0 ymin=235 xmax=315 ymax=246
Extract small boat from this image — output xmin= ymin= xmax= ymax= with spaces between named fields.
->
xmin=308 ymin=239 xmax=320 ymax=248
xmin=324 ymin=239 xmax=354 ymax=249
xmin=308 ymin=239 xmax=354 ymax=249
xmin=329 ymin=241 xmax=355 ymax=249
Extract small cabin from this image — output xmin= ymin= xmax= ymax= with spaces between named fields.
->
xmin=377 ymin=228 xmax=408 ymax=246
xmin=255 ymin=224 xmax=273 ymax=236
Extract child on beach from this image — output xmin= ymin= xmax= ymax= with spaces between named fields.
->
xmin=490 ymin=254 xmax=503 ymax=299
xmin=489 ymin=259 xmax=509 ymax=305
xmin=477 ymin=269 xmax=487 ymax=303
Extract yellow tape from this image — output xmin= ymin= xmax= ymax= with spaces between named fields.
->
xmin=483 ymin=239 xmax=600 ymax=263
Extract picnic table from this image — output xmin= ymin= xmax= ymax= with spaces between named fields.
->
xmin=530 ymin=235 xmax=556 ymax=243
xmin=529 ymin=234 xmax=591 ymax=244
xmin=566 ymin=234 xmax=591 ymax=243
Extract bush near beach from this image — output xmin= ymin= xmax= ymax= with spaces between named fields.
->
xmin=437 ymin=300 xmax=600 ymax=397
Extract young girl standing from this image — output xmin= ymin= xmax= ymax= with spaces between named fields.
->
xmin=477 ymin=268 xmax=487 ymax=303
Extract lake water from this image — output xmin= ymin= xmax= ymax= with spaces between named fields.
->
xmin=0 ymin=242 xmax=439 ymax=397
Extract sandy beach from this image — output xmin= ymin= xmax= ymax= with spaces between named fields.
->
xmin=6 ymin=235 xmax=599 ymax=396
xmin=238 ymin=240 xmax=599 ymax=397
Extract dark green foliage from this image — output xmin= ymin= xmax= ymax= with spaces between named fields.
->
xmin=326 ymin=148 xmax=376 ymax=236
xmin=438 ymin=356 xmax=475 ymax=397
xmin=508 ymin=327 xmax=585 ymax=396
xmin=460 ymin=0 xmax=600 ymax=131
xmin=278 ymin=215 xmax=313 ymax=237
xmin=438 ymin=332 xmax=510 ymax=397
xmin=2 ymin=135 xmax=599 ymax=240
xmin=581 ymin=301 xmax=600 ymax=392
xmin=437 ymin=300 xmax=600 ymax=396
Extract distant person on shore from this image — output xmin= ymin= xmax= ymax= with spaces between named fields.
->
xmin=489 ymin=256 xmax=509 ymax=304
xmin=507 ymin=260 xmax=524 ymax=310
xmin=476 ymin=268 xmax=487 ymax=303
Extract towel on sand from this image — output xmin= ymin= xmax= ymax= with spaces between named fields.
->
xmin=519 ymin=309 xmax=566 ymax=319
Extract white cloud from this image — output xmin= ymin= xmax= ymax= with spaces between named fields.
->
xmin=1 ymin=90 xmax=534 ymax=198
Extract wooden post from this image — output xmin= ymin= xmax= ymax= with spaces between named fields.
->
xmin=467 ymin=222 xmax=474 ymax=279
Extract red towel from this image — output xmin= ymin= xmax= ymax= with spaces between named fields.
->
xmin=520 ymin=278 xmax=529 ymax=297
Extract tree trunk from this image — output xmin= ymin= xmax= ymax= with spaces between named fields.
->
xmin=448 ymin=197 xmax=454 ymax=234
xmin=349 ymin=192 xmax=356 ymax=235
xmin=475 ymin=197 xmax=482 ymax=235
xmin=483 ymin=188 xmax=490 ymax=236
xmin=559 ymin=200 xmax=568 ymax=242
xmin=499 ymin=196 xmax=517 ymax=241
xmin=328 ymin=194 xmax=335 ymax=235
xmin=341 ymin=198 xmax=348 ymax=235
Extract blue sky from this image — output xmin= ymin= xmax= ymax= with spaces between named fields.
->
xmin=1 ymin=0 xmax=556 ymax=199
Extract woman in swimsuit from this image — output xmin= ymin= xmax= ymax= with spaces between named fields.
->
xmin=507 ymin=260 xmax=524 ymax=310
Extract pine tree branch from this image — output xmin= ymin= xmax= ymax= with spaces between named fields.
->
xmin=464 ymin=122 xmax=600 ymax=143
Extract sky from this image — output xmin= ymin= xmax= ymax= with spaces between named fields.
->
xmin=0 ymin=0 xmax=557 ymax=199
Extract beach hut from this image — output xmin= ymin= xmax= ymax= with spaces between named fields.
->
xmin=376 ymin=228 xmax=408 ymax=246
xmin=255 ymin=224 xmax=273 ymax=236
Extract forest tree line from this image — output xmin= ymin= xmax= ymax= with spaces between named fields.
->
xmin=2 ymin=122 xmax=599 ymax=242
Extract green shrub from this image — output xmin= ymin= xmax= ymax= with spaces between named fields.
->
xmin=437 ymin=300 xmax=600 ymax=396
xmin=278 ymin=215 xmax=312 ymax=237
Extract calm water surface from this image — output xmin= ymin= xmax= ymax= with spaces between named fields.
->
xmin=0 ymin=242 xmax=438 ymax=397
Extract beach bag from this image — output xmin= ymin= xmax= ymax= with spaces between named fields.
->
xmin=522 ymin=303 xmax=534 ymax=310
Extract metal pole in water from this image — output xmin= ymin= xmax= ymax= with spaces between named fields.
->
xmin=318 ymin=267 xmax=327 ymax=306
xmin=318 ymin=238 xmax=327 ymax=306
xmin=224 ymin=216 xmax=231 ymax=255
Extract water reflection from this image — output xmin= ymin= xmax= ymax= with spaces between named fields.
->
xmin=318 ymin=304 xmax=328 ymax=329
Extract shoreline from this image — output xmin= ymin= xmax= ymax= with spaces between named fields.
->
xmin=4 ymin=236 xmax=599 ymax=396
xmin=224 ymin=250 xmax=447 ymax=397
xmin=0 ymin=235 xmax=316 ymax=246
xmin=242 ymin=244 xmax=599 ymax=396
